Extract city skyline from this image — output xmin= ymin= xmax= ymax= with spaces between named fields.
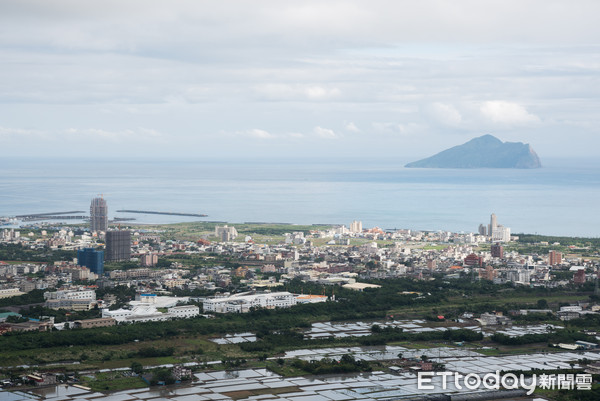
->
xmin=1 ymin=1 xmax=600 ymax=159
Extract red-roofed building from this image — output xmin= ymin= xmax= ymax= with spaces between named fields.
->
xmin=464 ymin=253 xmax=482 ymax=267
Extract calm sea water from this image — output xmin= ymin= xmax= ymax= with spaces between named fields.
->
xmin=1 ymin=157 xmax=598 ymax=237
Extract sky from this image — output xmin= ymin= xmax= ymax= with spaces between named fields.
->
xmin=1 ymin=0 xmax=599 ymax=160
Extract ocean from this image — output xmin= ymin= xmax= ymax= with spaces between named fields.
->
xmin=1 ymin=157 xmax=599 ymax=237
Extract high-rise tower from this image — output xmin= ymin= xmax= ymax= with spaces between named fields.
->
xmin=90 ymin=197 xmax=108 ymax=232
xmin=350 ymin=220 xmax=363 ymax=233
xmin=105 ymin=230 xmax=131 ymax=261
xmin=77 ymin=248 xmax=104 ymax=276
xmin=488 ymin=213 xmax=497 ymax=236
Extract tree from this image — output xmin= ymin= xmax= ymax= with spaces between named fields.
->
xmin=537 ymin=299 xmax=549 ymax=309
xmin=131 ymin=361 xmax=143 ymax=374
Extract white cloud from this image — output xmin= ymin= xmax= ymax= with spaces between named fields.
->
xmin=237 ymin=129 xmax=275 ymax=139
xmin=344 ymin=121 xmax=360 ymax=132
xmin=313 ymin=126 xmax=338 ymax=139
xmin=256 ymin=84 xmax=341 ymax=101
xmin=304 ymin=86 xmax=341 ymax=100
xmin=429 ymin=102 xmax=462 ymax=126
xmin=0 ymin=1 xmax=599 ymax=157
xmin=64 ymin=127 xmax=164 ymax=142
xmin=480 ymin=101 xmax=540 ymax=125
xmin=0 ymin=126 xmax=43 ymax=138
xmin=372 ymin=122 xmax=421 ymax=135
xmin=0 ymin=125 xmax=164 ymax=143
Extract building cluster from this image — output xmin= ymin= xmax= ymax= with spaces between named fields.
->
xmin=478 ymin=213 xmax=511 ymax=242
xmin=102 ymin=295 xmax=200 ymax=324
xmin=202 ymin=291 xmax=327 ymax=313
xmin=44 ymin=287 xmax=97 ymax=311
xmin=1 ymin=211 xmax=599 ymax=331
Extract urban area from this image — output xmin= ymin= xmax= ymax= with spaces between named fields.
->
xmin=1 ymin=197 xmax=599 ymax=401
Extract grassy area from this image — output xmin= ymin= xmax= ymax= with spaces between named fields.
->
xmin=133 ymin=222 xmax=333 ymax=242
xmin=265 ymin=361 xmax=311 ymax=377
xmin=422 ymin=245 xmax=448 ymax=251
xmin=387 ymin=292 xmax=588 ymax=317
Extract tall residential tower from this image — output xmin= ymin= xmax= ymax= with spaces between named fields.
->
xmin=105 ymin=230 xmax=131 ymax=262
xmin=90 ymin=197 xmax=108 ymax=232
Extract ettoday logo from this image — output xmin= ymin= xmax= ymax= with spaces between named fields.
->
xmin=417 ymin=371 xmax=593 ymax=395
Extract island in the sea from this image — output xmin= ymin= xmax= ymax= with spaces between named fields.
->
xmin=405 ymin=134 xmax=542 ymax=169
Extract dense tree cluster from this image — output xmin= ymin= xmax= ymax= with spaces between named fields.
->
xmin=0 ymin=243 xmax=75 ymax=262
xmin=0 ymin=289 xmax=45 ymax=308
xmin=490 ymin=329 xmax=594 ymax=346
xmin=290 ymin=354 xmax=371 ymax=375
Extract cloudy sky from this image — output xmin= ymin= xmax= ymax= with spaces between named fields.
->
xmin=1 ymin=0 xmax=599 ymax=159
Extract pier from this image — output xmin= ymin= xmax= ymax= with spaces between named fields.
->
xmin=15 ymin=211 xmax=85 ymax=218
xmin=116 ymin=210 xmax=208 ymax=217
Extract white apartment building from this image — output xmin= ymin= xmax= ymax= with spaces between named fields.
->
xmin=491 ymin=226 xmax=511 ymax=243
xmin=350 ymin=220 xmax=362 ymax=233
xmin=46 ymin=298 xmax=95 ymax=311
xmin=44 ymin=289 xmax=96 ymax=301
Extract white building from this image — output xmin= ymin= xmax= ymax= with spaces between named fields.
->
xmin=492 ymin=226 xmax=511 ymax=242
xmin=350 ymin=220 xmax=363 ymax=233
xmin=46 ymin=298 xmax=96 ymax=311
xmin=215 ymin=225 xmax=238 ymax=241
xmin=44 ymin=289 xmax=96 ymax=301
xmin=168 ymin=305 xmax=200 ymax=318
xmin=285 ymin=232 xmax=306 ymax=245
xmin=102 ymin=304 xmax=199 ymax=323
xmin=0 ymin=288 xmax=23 ymax=299
xmin=295 ymin=294 xmax=328 ymax=304
xmin=203 ymin=291 xmax=297 ymax=313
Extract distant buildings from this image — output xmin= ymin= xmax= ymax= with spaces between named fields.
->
xmin=141 ymin=253 xmax=158 ymax=267
xmin=464 ymin=253 xmax=482 ymax=267
xmin=488 ymin=213 xmax=497 ymax=236
xmin=77 ymin=248 xmax=104 ymax=276
xmin=90 ymin=197 xmax=108 ymax=232
xmin=350 ymin=220 xmax=363 ymax=233
xmin=479 ymin=213 xmax=511 ymax=242
xmin=478 ymin=224 xmax=487 ymax=236
xmin=102 ymin=302 xmax=199 ymax=323
xmin=549 ymin=250 xmax=562 ymax=266
xmin=285 ymin=232 xmax=305 ymax=245
xmin=480 ymin=265 xmax=497 ymax=281
xmin=215 ymin=225 xmax=238 ymax=241
xmin=574 ymin=268 xmax=586 ymax=285
xmin=105 ymin=230 xmax=131 ymax=262
xmin=44 ymin=288 xmax=97 ymax=311
xmin=492 ymin=226 xmax=511 ymax=243
xmin=203 ymin=291 xmax=305 ymax=313
xmin=491 ymin=243 xmax=504 ymax=258
xmin=478 ymin=312 xmax=511 ymax=326
xmin=72 ymin=317 xmax=115 ymax=329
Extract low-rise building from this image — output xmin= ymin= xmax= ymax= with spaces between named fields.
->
xmin=72 ymin=317 xmax=116 ymax=329
xmin=0 ymin=288 xmax=24 ymax=299
xmin=203 ymin=291 xmax=297 ymax=313
xmin=168 ymin=305 xmax=200 ymax=319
